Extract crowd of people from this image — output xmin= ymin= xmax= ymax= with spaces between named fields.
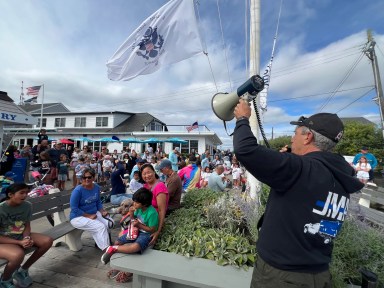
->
xmin=0 ymin=135 xmax=248 ymax=286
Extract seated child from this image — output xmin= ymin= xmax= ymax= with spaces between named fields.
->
xmin=75 ymin=157 xmax=88 ymax=186
xmin=101 ymin=187 xmax=159 ymax=265
xmin=129 ymin=171 xmax=143 ymax=193
xmin=0 ymin=183 xmax=53 ymax=287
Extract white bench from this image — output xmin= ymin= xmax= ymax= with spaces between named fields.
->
xmin=110 ymin=249 xmax=253 ymax=288
xmin=358 ymin=186 xmax=384 ymax=226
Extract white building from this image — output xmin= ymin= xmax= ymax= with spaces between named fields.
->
xmin=3 ymin=102 xmax=222 ymax=155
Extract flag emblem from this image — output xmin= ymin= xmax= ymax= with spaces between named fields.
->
xmin=107 ymin=0 xmax=203 ymax=81
xmin=137 ymin=27 xmax=164 ymax=60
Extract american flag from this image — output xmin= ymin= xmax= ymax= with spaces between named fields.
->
xmin=24 ymin=96 xmax=37 ymax=103
xmin=26 ymin=85 xmax=42 ymax=96
xmin=186 ymin=121 xmax=198 ymax=132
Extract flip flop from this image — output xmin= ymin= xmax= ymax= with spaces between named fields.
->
xmin=107 ymin=269 xmax=120 ymax=280
xmin=115 ymin=271 xmax=133 ymax=283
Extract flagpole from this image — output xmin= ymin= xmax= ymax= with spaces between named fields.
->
xmin=20 ymin=81 xmax=24 ymax=105
xmin=247 ymin=0 xmax=261 ymax=199
xmin=40 ymin=84 xmax=44 ymax=129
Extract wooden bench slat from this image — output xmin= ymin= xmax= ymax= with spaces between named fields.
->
xmin=360 ymin=193 xmax=384 ymax=206
xmin=359 ymin=205 xmax=384 ymax=225
xmin=42 ymin=222 xmax=76 ymax=240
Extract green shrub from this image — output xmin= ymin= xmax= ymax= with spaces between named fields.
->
xmin=205 ymin=193 xmax=246 ymax=234
xmin=156 ymin=190 xmax=256 ymax=269
xmin=182 ymin=188 xmax=223 ymax=209
xmin=331 ymin=216 xmax=384 ymax=287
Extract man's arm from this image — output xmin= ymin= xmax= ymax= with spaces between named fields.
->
xmin=233 ymin=100 xmax=301 ymax=191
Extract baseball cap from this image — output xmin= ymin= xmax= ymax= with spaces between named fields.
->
xmin=290 ymin=113 xmax=344 ymax=143
xmin=158 ymin=159 xmax=172 ymax=170
xmin=56 ymin=140 xmax=62 ymax=145
xmin=136 ymin=158 xmax=147 ymax=164
xmin=361 ymin=146 xmax=368 ymax=151
xmin=4 ymin=171 xmax=16 ymax=179
xmin=174 ymin=147 xmax=180 ymax=152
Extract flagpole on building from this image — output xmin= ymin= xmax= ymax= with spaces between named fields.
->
xmin=20 ymin=81 xmax=24 ymax=105
xmin=40 ymin=84 xmax=44 ymax=129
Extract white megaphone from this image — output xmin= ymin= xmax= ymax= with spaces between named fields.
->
xmin=211 ymin=75 xmax=264 ymax=121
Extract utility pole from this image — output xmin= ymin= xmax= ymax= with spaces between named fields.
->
xmin=364 ymin=30 xmax=384 ymax=137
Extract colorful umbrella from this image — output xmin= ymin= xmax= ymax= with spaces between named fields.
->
xmin=120 ymin=138 xmax=143 ymax=143
xmin=60 ymin=139 xmax=75 ymax=144
xmin=73 ymin=137 xmax=94 ymax=142
xmin=99 ymin=137 xmax=119 ymax=142
xmin=164 ymin=137 xmax=188 ymax=144
xmin=142 ymin=138 xmax=164 ymax=143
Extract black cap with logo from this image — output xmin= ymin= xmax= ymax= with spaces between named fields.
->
xmin=290 ymin=113 xmax=344 ymax=143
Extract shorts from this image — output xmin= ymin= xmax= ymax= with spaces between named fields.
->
xmin=58 ymin=174 xmax=68 ymax=181
xmin=116 ymin=232 xmax=151 ymax=253
xmin=103 ymin=171 xmax=111 ymax=178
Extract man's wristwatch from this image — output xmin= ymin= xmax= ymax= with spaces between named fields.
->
xmin=236 ymin=116 xmax=249 ymax=122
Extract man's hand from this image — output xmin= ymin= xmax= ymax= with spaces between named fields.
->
xmin=234 ymin=99 xmax=251 ymax=120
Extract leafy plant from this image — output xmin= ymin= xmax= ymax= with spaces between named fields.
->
xmin=155 ymin=191 xmax=256 ymax=269
xmin=182 ymin=188 xmax=223 ymax=209
xmin=331 ymin=215 xmax=384 ymax=287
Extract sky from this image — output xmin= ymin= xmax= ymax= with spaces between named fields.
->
xmin=1 ymin=0 xmax=384 ymax=150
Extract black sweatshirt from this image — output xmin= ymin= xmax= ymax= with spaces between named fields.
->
xmin=233 ymin=118 xmax=364 ymax=272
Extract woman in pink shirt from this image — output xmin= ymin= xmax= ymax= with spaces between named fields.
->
xmin=140 ymin=164 xmax=168 ymax=245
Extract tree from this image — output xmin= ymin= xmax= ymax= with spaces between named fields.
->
xmin=265 ymin=135 xmax=291 ymax=151
xmin=335 ymin=121 xmax=384 ymax=170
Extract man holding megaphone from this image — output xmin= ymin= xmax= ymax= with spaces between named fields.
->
xmin=232 ymin=101 xmax=363 ymax=288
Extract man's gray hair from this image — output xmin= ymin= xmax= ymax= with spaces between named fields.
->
xmin=301 ymin=127 xmax=336 ymax=152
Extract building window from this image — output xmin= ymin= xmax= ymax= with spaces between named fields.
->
xmin=96 ymin=117 xmax=108 ymax=127
xmin=54 ymin=118 xmax=66 ymax=127
xmin=75 ymin=117 xmax=86 ymax=127
xmin=179 ymin=140 xmax=199 ymax=155
xmin=37 ymin=118 xmax=47 ymax=128
xmin=150 ymin=122 xmax=162 ymax=131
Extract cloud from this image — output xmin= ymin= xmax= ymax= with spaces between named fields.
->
xmin=1 ymin=1 xmax=383 ymax=151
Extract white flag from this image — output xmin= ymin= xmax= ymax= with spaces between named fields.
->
xmin=259 ymin=58 xmax=273 ymax=111
xmin=107 ymin=0 xmax=203 ymax=81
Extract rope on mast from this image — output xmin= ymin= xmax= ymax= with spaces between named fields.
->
xmin=259 ymin=0 xmax=283 ymax=113
xmin=216 ymin=0 xmax=233 ymax=91
xmin=194 ymin=0 xmax=218 ymax=92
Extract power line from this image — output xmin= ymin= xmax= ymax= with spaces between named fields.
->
xmin=335 ymin=88 xmax=375 ymax=113
xmin=318 ymin=50 xmax=365 ymax=111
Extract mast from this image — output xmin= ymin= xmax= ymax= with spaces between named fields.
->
xmin=247 ymin=0 xmax=261 ymax=199
xmin=20 ymin=81 xmax=24 ymax=105
xmin=364 ymin=30 xmax=384 ymax=137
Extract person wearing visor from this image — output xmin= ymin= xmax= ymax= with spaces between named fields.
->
xmin=233 ymin=100 xmax=364 ymax=288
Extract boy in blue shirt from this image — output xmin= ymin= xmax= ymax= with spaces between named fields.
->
xmin=101 ymin=187 xmax=159 ymax=264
